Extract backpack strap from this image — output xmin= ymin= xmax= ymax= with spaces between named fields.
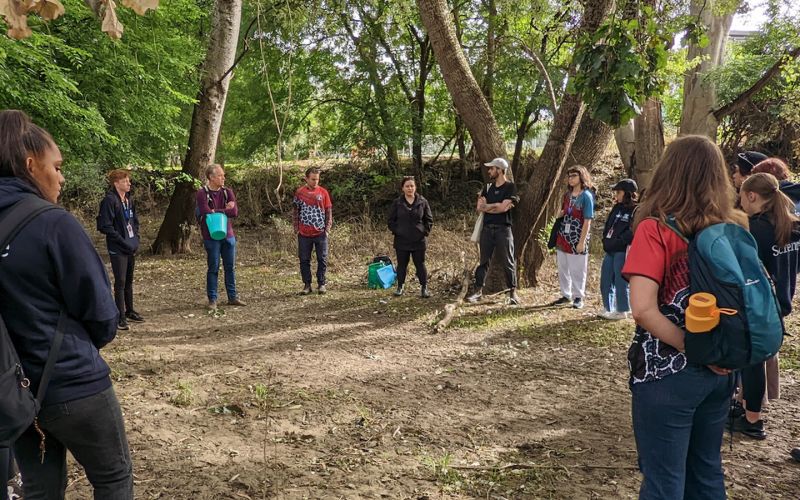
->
xmin=35 ymin=311 xmax=66 ymax=404
xmin=647 ymin=215 xmax=689 ymax=244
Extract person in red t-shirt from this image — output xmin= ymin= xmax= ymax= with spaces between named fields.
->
xmin=293 ymin=167 xmax=333 ymax=294
xmin=623 ymin=135 xmax=747 ymax=499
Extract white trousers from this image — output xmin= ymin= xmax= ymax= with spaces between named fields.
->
xmin=556 ymin=250 xmax=589 ymax=300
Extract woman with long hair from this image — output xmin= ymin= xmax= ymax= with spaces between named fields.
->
xmin=387 ymin=176 xmax=433 ymax=298
xmin=622 ymin=135 xmax=741 ymax=499
xmin=0 ymin=110 xmax=132 ymax=499
xmin=732 ymin=172 xmax=800 ymax=440
xmin=599 ymin=178 xmax=638 ymax=320
xmin=551 ymin=165 xmax=595 ymax=309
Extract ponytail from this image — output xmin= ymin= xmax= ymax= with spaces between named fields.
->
xmin=741 ymin=173 xmax=799 ymax=246
xmin=0 ymin=110 xmax=55 ymax=182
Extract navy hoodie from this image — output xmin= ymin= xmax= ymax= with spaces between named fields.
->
xmin=780 ymin=180 xmax=800 ymax=214
xmin=0 ymin=178 xmax=119 ymax=406
xmin=602 ymin=203 xmax=635 ymax=253
xmin=749 ymin=212 xmax=800 ymax=317
xmin=97 ymin=188 xmax=140 ymax=255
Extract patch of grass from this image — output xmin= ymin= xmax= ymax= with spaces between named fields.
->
xmin=778 ymin=336 xmax=800 ymax=370
xmin=169 ymin=380 xmax=194 ymax=407
xmin=421 ymin=450 xmax=462 ymax=488
xmin=518 ymin=317 xmax=631 ymax=347
xmin=251 ymin=382 xmax=278 ymax=410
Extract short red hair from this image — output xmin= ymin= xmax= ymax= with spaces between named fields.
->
xmin=752 ymin=158 xmax=791 ymax=181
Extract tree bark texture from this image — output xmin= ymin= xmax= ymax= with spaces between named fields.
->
xmin=152 ymin=0 xmax=242 ymax=254
xmin=633 ymin=98 xmax=664 ymax=191
xmin=679 ymin=0 xmax=737 ymax=138
xmin=614 ymin=120 xmax=636 ymax=178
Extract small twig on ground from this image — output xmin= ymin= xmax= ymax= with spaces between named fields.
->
xmin=433 ymin=251 xmax=471 ymax=333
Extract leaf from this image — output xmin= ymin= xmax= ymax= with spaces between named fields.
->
xmin=101 ymin=0 xmax=123 ymax=39
xmin=121 ymin=0 xmax=157 ymax=15
xmin=0 ymin=0 xmax=32 ymax=39
xmin=29 ymin=0 xmax=64 ymax=20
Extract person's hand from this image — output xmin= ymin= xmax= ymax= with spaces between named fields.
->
xmin=477 ymin=196 xmax=487 ymax=212
xmin=707 ymin=365 xmax=732 ymax=376
xmin=577 ymin=241 xmax=586 ymax=254
xmin=225 ymin=201 xmax=235 ymax=209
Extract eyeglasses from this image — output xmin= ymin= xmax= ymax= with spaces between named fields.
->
xmin=567 ymin=173 xmax=579 ymax=178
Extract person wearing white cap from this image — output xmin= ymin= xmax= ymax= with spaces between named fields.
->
xmin=466 ymin=157 xmax=520 ymax=304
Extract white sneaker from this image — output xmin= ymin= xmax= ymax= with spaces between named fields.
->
xmin=607 ymin=311 xmax=630 ymax=320
xmin=598 ymin=310 xmax=615 ymax=320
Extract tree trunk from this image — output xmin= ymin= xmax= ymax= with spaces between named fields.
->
xmin=418 ymin=0 xmax=505 ymax=164
xmin=615 ymin=120 xmax=636 ymax=178
xmin=567 ymin=114 xmax=613 ymax=168
xmin=151 ymin=0 xmax=242 ymax=254
xmin=633 ymin=98 xmax=664 ymax=191
xmin=679 ymin=0 xmax=738 ymax=138
xmin=480 ymin=0 xmax=497 ymax=108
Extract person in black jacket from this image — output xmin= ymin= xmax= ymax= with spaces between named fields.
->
xmin=387 ymin=176 xmax=433 ymax=298
xmin=0 ymin=110 xmax=132 ymax=498
xmin=733 ymin=172 xmax=800 ymax=441
xmin=97 ymin=169 xmax=143 ymax=331
xmin=599 ymin=178 xmax=637 ymax=320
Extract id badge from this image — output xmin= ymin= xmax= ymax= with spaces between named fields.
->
xmin=127 ymin=223 xmax=134 ymax=238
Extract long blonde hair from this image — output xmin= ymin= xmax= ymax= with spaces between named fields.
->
xmin=741 ymin=173 xmax=799 ymax=246
xmin=634 ymin=135 xmax=748 ymax=234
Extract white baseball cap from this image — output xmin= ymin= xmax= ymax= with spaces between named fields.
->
xmin=483 ymin=158 xmax=509 ymax=170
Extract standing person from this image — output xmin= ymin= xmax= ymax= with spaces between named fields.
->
xmin=731 ymin=172 xmax=800 ymax=440
xmin=293 ymin=167 xmax=333 ymax=295
xmin=197 ymin=164 xmax=246 ymax=309
xmin=599 ymin=178 xmax=637 ymax=320
xmin=466 ymin=158 xmax=519 ymax=305
xmin=551 ymin=165 xmax=595 ymax=309
xmin=623 ymin=135 xmax=741 ymax=499
xmin=751 ymin=157 xmax=800 ymax=213
xmin=731 ymin=150 xmax=767 ymax=190
xmin=0 ymin=110 xmax=133 ymax=499
xmin=97 ymin=169 xmax=143 ymax=331
xmin=388 ymin=176 xmax=433 ymax=298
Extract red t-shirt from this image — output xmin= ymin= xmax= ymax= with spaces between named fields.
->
xmin=293 ymin=186 xmax=332 ymax=237
xmin=622 ymin=218 xmax=689 ymax=384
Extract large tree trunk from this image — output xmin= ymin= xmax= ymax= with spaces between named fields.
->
xmin=418 ymin=0 xmax=505 ymax=164
xmin=567 ymin=114 xmax=613 ymax=168
xmin=480 ymin=0 xmax=497 ymax=108
xmin=151 ymin=0 xmax=242 ymax=254
xmin=633 ymin=98 xmax=664 ymax=191
xmin=615 ymin=120 xmax=636 ymax=178
xmin=679 ymin=0 xmax=738 ymax=138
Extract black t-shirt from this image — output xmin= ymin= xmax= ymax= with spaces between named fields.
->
xmin=481 ymin=181 xmax=516 ymax=226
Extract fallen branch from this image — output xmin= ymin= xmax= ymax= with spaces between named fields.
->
xmin=433 ymin=251 xmax=471 ymax=333
xmin=450 ymin=462 xmax=638 ymax=471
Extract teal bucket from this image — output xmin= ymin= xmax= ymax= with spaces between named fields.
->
xmin=205 ymin=212 xmax=228 ymax=240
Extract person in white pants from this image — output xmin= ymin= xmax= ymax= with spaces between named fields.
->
xmin=550 ymin=165 xmax=595 ymax=309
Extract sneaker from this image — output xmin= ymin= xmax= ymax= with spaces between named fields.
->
xmin=790 ymin=447 xmax=800 ymax=462
xmin=208 ymin=300 xmax=217 ymax=310
xmin=573 ymin=298 xmax=584 ymax=309
xmin=318 ymin=284 xmax=327 ymax=295
xmin=508 ymin=289 xmax=520 ymax=305
xmin=550 ymin=296 xmax=571 ymax=306
xmin=394 ymin=285 xmax=405 ymax=297
xmin=600 ymin=311 xmax=628 ymax=320
xmin=466 ymin=288 xmax=483 ymax=303
xmin=227 ymin=298 xmax=247 ymax=306
xmin=118 ymin=319 xmax=130 ymax=331
xmin=420 ymin=285 xmax=431 ymax=299
xmin=299 ymin=285 xmax=312 ymax=295
xmin=727 ymin=414 xmax=766 ymax=440
xmin=126 ymin=310 xmax=145 ymax=322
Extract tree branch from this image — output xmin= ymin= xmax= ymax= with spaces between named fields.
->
xmin=504 ymin=35 xmax=558 ymax=114
xmin=216 ymin=17 xmax=258 ymax=86
xmin=713 ymin=46 xmax=800 ymax=120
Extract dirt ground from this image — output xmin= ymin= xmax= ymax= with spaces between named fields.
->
xmin=61 ymin=221 xmax=800 ymax=500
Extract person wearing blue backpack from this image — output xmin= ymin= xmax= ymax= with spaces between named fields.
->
xmin=0 ymin=110 xmax=132 ymax=498
xmin=731 ymin=172 xmax=800 ymax=440
xmin=622 ymin=135 xmax=743 ymax=500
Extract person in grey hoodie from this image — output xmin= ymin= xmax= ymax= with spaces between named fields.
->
xmin=387 ymin=176 xmax=433 ymax=298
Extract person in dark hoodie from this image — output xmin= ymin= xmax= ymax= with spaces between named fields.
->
xmin=97 ymin=169 xmax=143 ymax=331
xmin=732 ymin=172 xmax=800 ymax=440
xmin=599 ymin=178 xmax=637 ymax=320
xmin=388 ymin=176 xmax=433 ymax=298
xmin=0 ymin=110 xmax=132 ymax=498
xmin=731 ymin=150 xmax=768 ymax=190
xmin=751 ymin=157 xmax=800 ymax=213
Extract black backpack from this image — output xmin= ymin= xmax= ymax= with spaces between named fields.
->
xmin=0 ymin=195 xmax=66 ymax=447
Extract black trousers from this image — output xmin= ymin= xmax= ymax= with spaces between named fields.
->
xmin=110 ymin=254 xmax=135 ymax=317
xmin=395 ymin=248 xmax=427 ymax=286
xmin=474 ymin=224 xmax=516 ymax=289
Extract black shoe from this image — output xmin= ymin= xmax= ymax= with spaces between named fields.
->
xmin=126 ymin=310 xmax=145 ymax=322
xmin=118 ymin=319 xmax=130 ymax=331
xmin=727 ymin=414 xmax=766 ymax=440
xmin=394 ymin=284 xmax=405 ymax=297
xmin=551 ymin=296 xmax=571 ymax=306
xmin=572 ymin=298 xmax=584 ymax=309
xmin=790 ymin=447 xmax=800 ymax=462
xmin=420 ymin=285 xmax=431 ymax=299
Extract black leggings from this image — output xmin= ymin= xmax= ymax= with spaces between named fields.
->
xmin=395 ymin=249 xmax=427 ymax=286
xmin=740 ymin=361 xmax=766 ymax=413
xmin=110 ymin=253 xmax=135 ymax=317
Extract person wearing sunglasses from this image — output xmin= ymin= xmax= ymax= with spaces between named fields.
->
xmin=732 ymin=151 xmax=768 ymax=190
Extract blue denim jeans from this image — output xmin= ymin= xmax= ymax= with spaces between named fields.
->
xmin=631 ymin=364 xmax=735 ymax=500
xmin=298 ymin=234 xmax=328 ymax=286
xmin=14 ymin=387 xmax=133 ymax=500
xmin=600 ymin=251 xmax=629 ymax=312
xmin=203 ymin=237 xmax=237 ymax=302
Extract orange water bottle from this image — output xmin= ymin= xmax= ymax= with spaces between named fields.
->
xmin=685 ymin=292 xmax=738 ymax=333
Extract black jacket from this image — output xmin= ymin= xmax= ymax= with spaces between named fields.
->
xmin=97 ymin=189 xmax=140 ymax=255
xmin=0 ymin=178 xmax=118 ymax=406
xmin=388 ymin=194 xmax=433 ymax=251
xmin=602 ymin=203 xmax=635 ymax=253
xmin=749 ymin=212 xmax=800 ymax=317
xmin=780 ymin=180 xmax=800 ymax=214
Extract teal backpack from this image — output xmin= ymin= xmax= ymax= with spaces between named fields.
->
xmin=664 ymin=219 xmax=783 ymax=369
